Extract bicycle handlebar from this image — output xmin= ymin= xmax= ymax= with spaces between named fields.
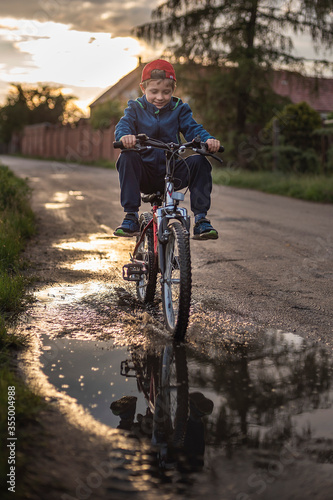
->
xmin=113 ymin=140 xmax=127 ymax=149
xmin=113 ymin=134 xmax=224 ymax=160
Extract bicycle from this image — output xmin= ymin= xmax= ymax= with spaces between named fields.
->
xmin=119 ymin=344 xmax=189 ymax=468
xmin=116 ymin=344 xmax=214 ymax=471
xmin=113 ymin=134 xmax=224 ymax=341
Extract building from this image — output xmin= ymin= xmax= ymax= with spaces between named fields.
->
xmin=89 ymin=63 xmax=144 ymax=113
xmin=272 ymin=70 xmax=333 ymax=117
xmin=89 ymin=63 xmax=333 ymax=118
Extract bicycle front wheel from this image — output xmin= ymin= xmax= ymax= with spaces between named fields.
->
xmin=162 ymin=220 xmax=192 ymax=341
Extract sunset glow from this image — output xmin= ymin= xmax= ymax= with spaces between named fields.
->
xmin=0 ymin=17 xmax=153 ymax=113
xmin=0 ymin=1 xmax=331 ymax=115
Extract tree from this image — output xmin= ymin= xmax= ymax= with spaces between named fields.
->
xmin=134 ymin=1 xmax=333 ymax=135
xmin=174 ymin=62 xmax=290 ymax=145
xmin=272 ymin=101 xmax=322 ymax=148
xmin=252 ymin=101 xmax=323 ymax=173
xmin=90 ymin=100 xmax=123 ymax=130
xmin=0 ymin=84 xmax=81 ymax=144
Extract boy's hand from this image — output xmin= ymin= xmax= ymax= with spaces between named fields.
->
xmin=120 ymin=135 xmax=137 ymax=148
xmin=206 ymin=138 xmax=220 ymax=153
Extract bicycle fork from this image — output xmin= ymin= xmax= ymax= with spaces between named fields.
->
xmin=157 ymin=207 xmax=190 ymax=279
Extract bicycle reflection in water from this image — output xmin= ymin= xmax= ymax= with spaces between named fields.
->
xmin=110 ymin=345 xmax=213 ymax=472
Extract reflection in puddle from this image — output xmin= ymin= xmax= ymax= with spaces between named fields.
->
xmin=44 ymin=190 xmax=85 ymax=210
xmin=44 ymin=191 xmax=70 ymax=210
xmin=40 ymin=336 xmax=149 ymax=428
xmin=69 ymin=190 xmax=84 ymax=200
xmin=39 ymin=329 xmax=333 ymax=471
xmin=53 ymin=192 xmax=69 ymax=203
xmin=45 ymin=203 xmax=71 ymax=210
xmin=52 ymin=233 xmax=133 ymax=273
xmin=36 ymin=282 xmax=108 ymax=306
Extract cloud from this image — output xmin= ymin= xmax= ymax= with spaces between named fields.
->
xmin=0 ymin=0 xmax=162 ymax=109
xmin=0 ymin=38 xmax=34 ymax=72
xmin=0 ymin=20 xmax=142 ymax=85
xmin=0 ymin=17 xmax=149 ymax=110
xmin=0 ymin=1 xmax=157 ymax=37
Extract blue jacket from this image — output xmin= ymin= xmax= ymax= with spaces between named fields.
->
xmin=115 ymin=95 xmax=214 ymax=166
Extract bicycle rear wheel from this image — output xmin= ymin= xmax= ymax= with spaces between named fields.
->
xmin=134 ymin=212 xmax=157 ymax=303
xmin=162 ymin=220 xmax=192 ymax=341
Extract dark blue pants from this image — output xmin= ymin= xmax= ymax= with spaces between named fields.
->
xmin=116 ymin=151 xmax=212 ymax=215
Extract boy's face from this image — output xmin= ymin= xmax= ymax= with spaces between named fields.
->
xmin=140 ymin=79 xmax=173 ymax=109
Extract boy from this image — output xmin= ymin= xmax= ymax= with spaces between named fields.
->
xmin=114 ymin=59 xmax=220 ymax=240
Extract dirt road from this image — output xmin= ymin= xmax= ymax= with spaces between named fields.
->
xmin=2 ymin=155 xmax=333 ymax=500
xmin=3 ymin=155 xmax=332 ymax=344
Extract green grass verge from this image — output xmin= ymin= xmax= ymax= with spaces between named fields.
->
xmin=0 ymin=165 xmax=44 ymax=499
xmin=212 ymin=168 xmax=333 ymax=203
xmin=0 ymin=166 xmax=35 ymax=315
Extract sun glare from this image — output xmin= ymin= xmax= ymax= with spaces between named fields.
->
xmin=0 ymin=17 xmax=144 ymax=112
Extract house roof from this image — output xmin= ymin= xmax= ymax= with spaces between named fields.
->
xmin=89 ymin=64 xmax=333 ymax=114
xmin=89 ymin=64 xmax=144 ymax=108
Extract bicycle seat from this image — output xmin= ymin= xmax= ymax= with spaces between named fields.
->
xmin=141 ymin=192 xmax=163 ymax=206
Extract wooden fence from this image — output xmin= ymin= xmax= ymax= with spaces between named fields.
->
xmin=20 ymin=119 xmax=118 ymax=163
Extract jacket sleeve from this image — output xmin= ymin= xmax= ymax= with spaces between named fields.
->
xmin=178 ymin=103 xmax=214 ymax=143
xmin=115 ymin=101 xmax=137 ymax=141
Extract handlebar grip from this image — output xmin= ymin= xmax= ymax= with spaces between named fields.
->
xmin=202 ymin=142 xmax=225 ymax=153
xmin=113 ymin=141 xmax=124 ymax=149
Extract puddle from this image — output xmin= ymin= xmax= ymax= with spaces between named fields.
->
xmin=52 ymin=232 xmax=134 ymax=274
xmin=25 ymin=270 xmax=333 ymax=493
xmin=39 ymin=329 xmax=333 ymax=456
xmin=40 ymin=335 xmax=153 ymax=429
xmin=31 ymin=281 xmax=145 ymax=341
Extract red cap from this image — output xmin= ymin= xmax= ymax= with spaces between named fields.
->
xmin=141 ymin=59 xmax=176 ymax=83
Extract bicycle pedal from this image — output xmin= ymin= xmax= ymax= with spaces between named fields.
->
xmin=122 ymin=263 xmax=148 ymax=282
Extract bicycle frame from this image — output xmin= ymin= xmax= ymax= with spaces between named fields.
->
xmin=129 ymin=150 xmax=191 ymax=278
xmin=119 ymin=345 xmax=189 ymax=466
xmin=115 ymin=134 xmax=223 ymax=338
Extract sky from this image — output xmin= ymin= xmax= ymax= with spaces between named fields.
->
xmin=0 ymin=1 xmax=332 ymax=115
xmin=0 ymin=0 xmax=160 ymax=114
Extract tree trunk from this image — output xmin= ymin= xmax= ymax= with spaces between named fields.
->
xmin=236 ymin=0 xmax=259 ymax=135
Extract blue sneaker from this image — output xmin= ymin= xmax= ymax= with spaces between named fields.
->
xmin=193 ymin=218 xmax=218 ymax=240
xmin=114 ymin=213 xmax=140 ymax=237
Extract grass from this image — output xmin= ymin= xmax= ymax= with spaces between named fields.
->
xmin=0 ymin=165 xmax=44 ymax=498
xmin=0 ymin=166 xmax=35 ymax=316
xmin=0 ymin=351 xmax=43 ymax=499
xmin=8 ymin=153 xmax=333 ymax=202
xmin=212 ymin=167 xmax=333 ymax=203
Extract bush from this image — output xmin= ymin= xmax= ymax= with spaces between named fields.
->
xmin=266 ymin=101 xmax=322 ymax=150
xmin=254 ymin=145 xmax=320 ymax=174
xmin=90 ymin=100 xmax=123 ymax=130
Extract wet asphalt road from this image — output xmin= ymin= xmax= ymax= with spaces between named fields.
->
xmin=1 ymin=155 xmax=333 ymax=500
xmin=3 ymin=154 xmax=332 ymax=344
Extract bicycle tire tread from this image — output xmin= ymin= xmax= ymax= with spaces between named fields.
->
xmin=135 ymin=212 xmax=157 ymax=303
xmin=162 ymin=221 xmax=192 ymax=341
